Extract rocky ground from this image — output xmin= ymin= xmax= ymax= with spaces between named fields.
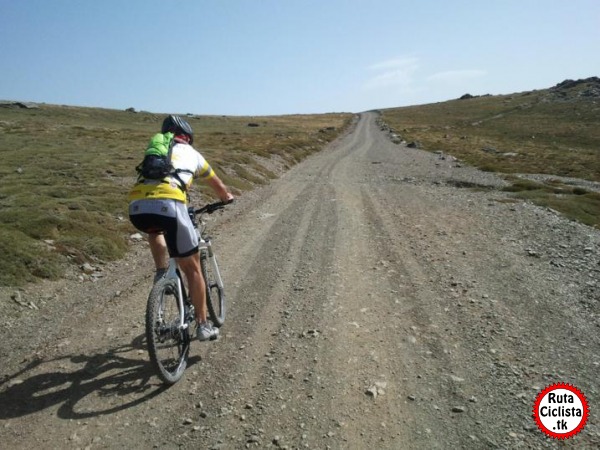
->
xmin=0 ymin=112 xmax=598 ymax=449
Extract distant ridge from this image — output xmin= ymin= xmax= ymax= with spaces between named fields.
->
xmin=459 ymin=76 xmax=600 ymax=102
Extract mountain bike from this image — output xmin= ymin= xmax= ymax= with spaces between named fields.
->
xmin=145 ymin=201 xmax=229 ymax=385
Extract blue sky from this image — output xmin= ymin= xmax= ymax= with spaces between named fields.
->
xmin=1 ymin=0 xmax=598 ymax=116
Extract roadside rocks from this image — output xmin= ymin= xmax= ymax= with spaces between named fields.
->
xmin=376 ymin=116 xmax=406 ymax=145
xmin=482 ymin=146 xmax=499 ymax=154
xmin=365 ymin=381 xmax=388 ymax=399
xmin=10 ymin=291 xmax=38 ymax=310
xmin=390 ymin=134 xmax=403 ymax=144
xmin=129 ymin=233 xmax=144 ymax=242
xmin=81 ymin=263 xmax=95 ymax=274
xmin=78 ymin=262 xmax=105 ymax=282
xmin=319 ymin=126 xmax=337 ymax=133
xmin=375 ymin=117 xmax=424 ymax=149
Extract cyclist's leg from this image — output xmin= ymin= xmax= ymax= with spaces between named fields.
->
xmin=176 ymin=254 xmax=206 ymax=323
xmin=129 ymin=200 xmax=173 ymax=282
xmin=160 ymin=201 xmax=208 ymax=324
xmin=148 ymin=232 xmax=169 ymax=272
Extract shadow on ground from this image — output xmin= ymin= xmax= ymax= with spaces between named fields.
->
xmin=0 ymin=334 xmax=200 ymax=420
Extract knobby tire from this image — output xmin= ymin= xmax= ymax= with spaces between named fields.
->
xmin=145 ymin=277 xmax=190 ymax=385
xmin=201 ymin=249 xmax=226 ymax=327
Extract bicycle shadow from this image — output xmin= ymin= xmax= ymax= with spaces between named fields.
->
xmin=0 ymin=334 xmax=200 ymax=420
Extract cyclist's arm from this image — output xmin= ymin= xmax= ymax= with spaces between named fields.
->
xmin=207 ymin=175 xmax=234 ymax=203
xmin=194 ymin=150 xmax=234 ymax=203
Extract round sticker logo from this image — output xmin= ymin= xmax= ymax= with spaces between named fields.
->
xmin=533 ymin=383 xmax=589 ymax=439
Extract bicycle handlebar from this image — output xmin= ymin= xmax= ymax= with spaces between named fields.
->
xmin=193 ymin=199 xmax=233 ymax=216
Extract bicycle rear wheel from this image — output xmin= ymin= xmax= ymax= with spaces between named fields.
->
xmin=145 ymin=277 xmax=190 ymax=385
xmin=200 ymin=249 xmax=226 ymax=327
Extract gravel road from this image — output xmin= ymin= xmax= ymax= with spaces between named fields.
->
xmin=1 ymin=112 xmax=599 ymax=449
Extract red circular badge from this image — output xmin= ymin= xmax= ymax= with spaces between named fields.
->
xmin=533 ymin=383 xmax=589 ymax=439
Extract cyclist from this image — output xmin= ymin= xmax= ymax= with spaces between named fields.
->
xmin=128 ymin=115 xmax=234 ymax=341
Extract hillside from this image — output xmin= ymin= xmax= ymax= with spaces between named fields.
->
xmin=1 ymin=78 xmax=599 ymax=287
xmin=0 ymin=105 xmax=353 ymax=286
xmin=378 ymin=77 xmax=600 ymax=228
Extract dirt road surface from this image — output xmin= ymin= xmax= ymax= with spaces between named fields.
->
xmin=1 ymin=112 xmax=599 ymax=449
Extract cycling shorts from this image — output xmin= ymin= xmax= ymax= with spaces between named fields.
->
xmin=129 ymin=199 xmax=199 ymax=258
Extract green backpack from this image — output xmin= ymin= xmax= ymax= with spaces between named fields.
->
xmin=135 ymin=132 xmax=192 ymax=190
xmin=145 ymin=132 xmax=175 ymax=157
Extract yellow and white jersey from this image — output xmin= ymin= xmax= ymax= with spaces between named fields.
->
xmin=128 ymin=142 xmax=215 ymax=203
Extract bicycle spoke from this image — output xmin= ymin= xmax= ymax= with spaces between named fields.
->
xmin=146 ymin=278 xmax=190 ymax=384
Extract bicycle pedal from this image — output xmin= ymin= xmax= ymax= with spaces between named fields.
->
xmin=185 ymin=305 xmax=195 ymax=319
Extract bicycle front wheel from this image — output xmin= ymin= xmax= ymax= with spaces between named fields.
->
xmin=145 ymin=277 xmax=190 ymax=385
xmin=201 ymin=249 xmax=226 ymax=327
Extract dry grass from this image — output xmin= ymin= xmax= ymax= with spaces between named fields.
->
xmin=0 ymin=104 xmax=353 ymax=286
xmin=381 ymin=93 xmax=599 ymax=181
xmin=380 ymin=79 xmax=600 ymax=228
